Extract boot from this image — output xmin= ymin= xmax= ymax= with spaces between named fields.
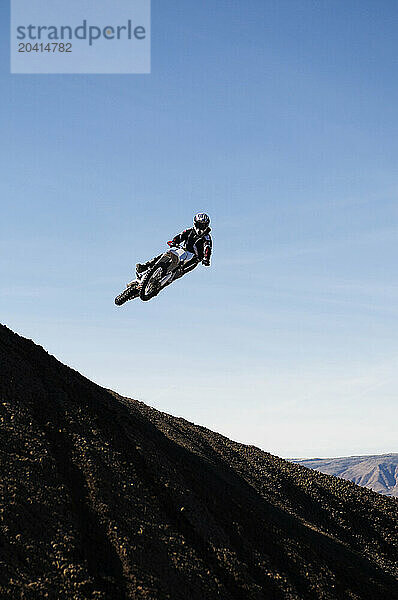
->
xmin=136 ymin=263 xmax=148 ymax=279
xmin=136 ymin=255 xmax=162 ymax=279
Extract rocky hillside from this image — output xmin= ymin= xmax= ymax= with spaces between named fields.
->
xmin=291 ymin=455 xmax=398 ymax=497
xmin=0 ymin=324 xmax=397 ymax=599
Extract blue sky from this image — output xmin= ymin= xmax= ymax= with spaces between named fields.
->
xmin=1 ymin=0 xmax=397 ymax=457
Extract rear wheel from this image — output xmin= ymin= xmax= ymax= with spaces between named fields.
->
xmin=139 ymin=262 xmax=168 ymax=302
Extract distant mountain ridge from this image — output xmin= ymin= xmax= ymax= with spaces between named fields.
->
xmin=291 ymin=454 xmax=398 ymax=497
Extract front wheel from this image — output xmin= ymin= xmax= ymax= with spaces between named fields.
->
xmin=115 ymin=284 xmax=139 ymax=306
xmin=139 ymin=262 xmax=169 ymax=302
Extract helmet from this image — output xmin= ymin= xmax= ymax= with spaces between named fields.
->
xmin=193 ymin=212 xmax=210 ymax=234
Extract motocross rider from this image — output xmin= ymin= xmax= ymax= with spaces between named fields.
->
xmin=135 ymin=213 xmax=212 ymax=279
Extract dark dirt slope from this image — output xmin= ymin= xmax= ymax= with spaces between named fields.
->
xmin=0 ymin=325 xmax=397 ymax=600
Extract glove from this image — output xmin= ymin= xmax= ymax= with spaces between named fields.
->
xmin=167 ymin=240 xmax=174 ymax=247
xmin=202 ymin=258 xmax=210 ymax=267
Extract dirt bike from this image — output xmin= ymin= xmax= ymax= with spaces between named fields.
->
xmin=115 ymin=244 xmax=199 ymax=305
